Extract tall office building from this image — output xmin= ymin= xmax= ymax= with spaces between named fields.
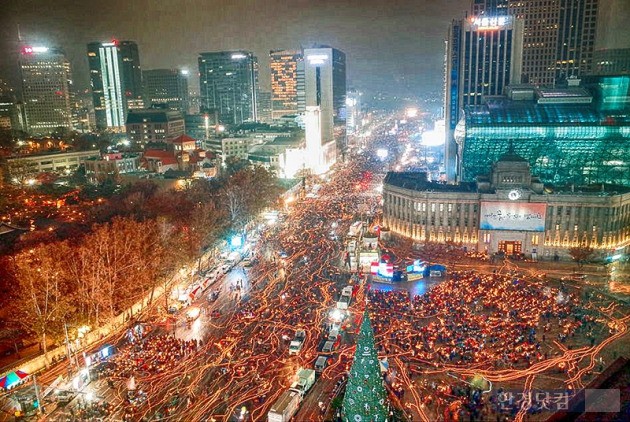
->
xmin=143 ymin=69 xmax=190 ymax=112
xmin=297 ymin=59 xmax=306 ymax=114
xmin=346 ymin=88 xmax=362 ymax=136
xmin=269 ymin=50 xmax=302 ymax=119
xmin=119 ymin=41 xmax=144 ymax=110
xmin=87 ymin=40 xmax=143 ymax=132
xmin=19 ymin=46 xmax=73 ymax=135
xmin=591 ymin=48 xmax=630 ymax=75
xmin=303 ymin=46 xmax=346 ymax=151
xmin=198 ymin=51 xmax=258 ymax=125
xmin=444 ymin=15 xmax=523 ymax=181
xmin=471 ymin=0 xmax=599 ymax=86
xmin=0 ymin=79 xmax=25 ymax=132
xmin=257 ymin=91 xmax=272 ymax=123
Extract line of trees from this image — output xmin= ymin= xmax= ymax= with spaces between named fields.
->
xmin=3 ymin=164 xmax=283 ymax=364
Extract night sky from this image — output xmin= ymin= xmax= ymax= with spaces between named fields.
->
xmin=1 ymin=0 xmax=629 ymax=100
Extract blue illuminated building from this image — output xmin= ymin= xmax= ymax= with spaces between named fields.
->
xmin=455 ymin=77 xmax=630 ymax=186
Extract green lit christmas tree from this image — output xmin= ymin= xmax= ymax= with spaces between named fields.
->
xmin=342 ymin=308 xmax=389 ymax=422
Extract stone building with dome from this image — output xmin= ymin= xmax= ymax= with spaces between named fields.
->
xmin=383 ymin=151 xmax=630 ymax=260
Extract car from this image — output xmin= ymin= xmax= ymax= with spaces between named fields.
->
xmin=242 ymin=258 xmax=252 ymax=267
xmin=221 ymin=264 xmax=231 ymax=274
xmin=56 ymin=390 xmax=75 ymax=405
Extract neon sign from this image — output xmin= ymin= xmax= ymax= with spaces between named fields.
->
xmin=22 ymin=46 xmax=49 ymax=54
xmin=471 ymin=16 xmax=509 ymax=30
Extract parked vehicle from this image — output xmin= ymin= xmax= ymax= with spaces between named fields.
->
xmin=289 ymin=329 xmax=306 ymax=355
xmin=328 ymin=328 xmax=340 ymax=341
xmin=267 ymin=368 xmax=316 ymax=422
xmin=314 ymin=355 xmax=329 ymax=373
xmin=290 ymin=368 xmax=315 ymax=397
xmin=336 ymin=285 xmax=354 ymax=309
xmin=321 ymin=338 xmax=340 ymax=354
xmin=267 ymin=390 xmax=301 ymax=422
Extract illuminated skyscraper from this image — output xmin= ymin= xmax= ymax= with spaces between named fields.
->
xmin=19 ymin=46 xmax=73 ymax=135
xmin=303 ymin=46 xmax=346 ymax=150
xmin=471 ymin=0 xmax=600 ymax=86
xmin=444 ymin=15 xmax=523 ymax=181
xmin=269 ymin=50 xmax=302 ymax=120
xmin=88 ymin=40 xmax=143 ymax=132
xmin=143 ymin=69 xmax=190 ymax=112
xmin=198 ymin=51 xmax=258 ymax=125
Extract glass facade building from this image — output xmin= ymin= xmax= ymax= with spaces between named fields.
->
xmin=198 ymin=51 xmax=258 ymax=126
xmin=444 ymin=15 xmax=523 ymax=181
xmin=143 ymin=69 xmax=189 ymax=112
xmin=455 ymin=80 xmax=630 ymax=186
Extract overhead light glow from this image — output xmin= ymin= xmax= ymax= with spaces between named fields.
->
xmin=180 ymin=69 xmax=190 ymax=76
xmin=231 ymin=53 xmax=247 ymax=60
xmin=308 ymin=54 xmax=328 ymax=65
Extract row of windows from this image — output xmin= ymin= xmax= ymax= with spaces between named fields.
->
xmin=386 ymin=193 xmax=630 ymax=232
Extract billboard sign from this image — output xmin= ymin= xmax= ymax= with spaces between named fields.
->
xmin=480 ymin=202 xmax=547 ymax=232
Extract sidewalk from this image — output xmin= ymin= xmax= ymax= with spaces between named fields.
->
xmin=0 ymin=246 xmax=219 ymax=383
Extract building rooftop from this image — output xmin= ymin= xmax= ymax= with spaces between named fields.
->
xmin=384 ymin=172 xmax=477 ymax=193
xmin=126 ymin=109 xmax=183 ymax=124
xmin=169 ymin=134 xmax=197 ymax=145
xmin=536 ymin=86 xmax=592 ymax=100
xmin=268 ymin=133 xmax=304 ymax=146
xmin=466 ymin=97 xmax=630 ymax=125
xmin=142 ymin=149 xmax=178 ymax=165
xmin=385 ymin=171 xmax=630 ymax=196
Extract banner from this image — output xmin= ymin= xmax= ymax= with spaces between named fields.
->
xmin=480 ymin=202 xmax=546 ymax=232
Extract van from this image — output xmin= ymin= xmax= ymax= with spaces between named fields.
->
xmin=322 ymin=340 xmax=336 ymax=354
xmin=314 ymin=356 xmax=328 ymax=373
xmin=328 ymin=329 xmax=340 ymax=342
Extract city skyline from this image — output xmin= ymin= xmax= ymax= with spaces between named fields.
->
xmin=1 ymin=0 xmax=628 ymax=101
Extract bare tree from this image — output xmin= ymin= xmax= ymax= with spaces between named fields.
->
xmin=11 ymin=243 xmax=76 ymax=365
xmin=569 ymin=245 xmax=595 ymax=268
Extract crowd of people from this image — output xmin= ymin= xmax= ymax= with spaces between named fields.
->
xmin=107 ymin=334 xmax=200 ymax=378
xmin=67 ymin=400 xmax=113 ymax=421
xmin=367 ymin=270 xmax=600 ymax=369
